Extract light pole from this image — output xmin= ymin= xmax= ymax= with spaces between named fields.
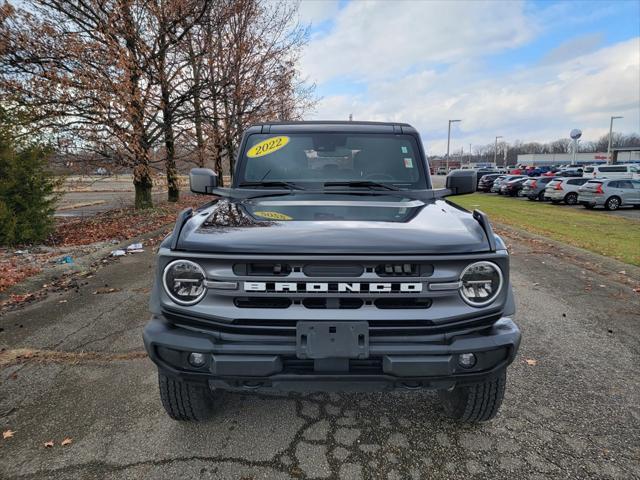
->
xmin=446 ymin=119 xmax=461 ymax=171
xmin=469 ymin=143 xmax=472 ymax=166
xmin=607 ymin=116 xmax=623 ymax=164
xmin=494 ymin=136 xmax=503 ymax=167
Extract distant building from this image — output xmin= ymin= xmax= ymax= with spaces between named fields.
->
xmin=516 ymin=151 xmax=640 ymax=167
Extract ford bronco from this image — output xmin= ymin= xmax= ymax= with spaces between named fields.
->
xmin=143 ymin=121 xmax=521 ymax=423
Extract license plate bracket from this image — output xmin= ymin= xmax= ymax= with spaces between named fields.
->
xmin=296 ymin=321 xmax=369 ymax=359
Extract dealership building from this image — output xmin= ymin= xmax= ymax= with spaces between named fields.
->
xmin=517 ymin=149 xmax=640 ymax=166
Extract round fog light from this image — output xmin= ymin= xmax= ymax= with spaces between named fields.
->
xmin=458 ymin=353 xmax=477 ymax=369
xmin=188 ymin=352 xmax=207 ymax=368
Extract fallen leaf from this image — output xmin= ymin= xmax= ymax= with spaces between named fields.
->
xmin=525 ymin=359 xmax=538 ymax=366
xmin=61 ymin=437 xmax=73 ymax=446
xmin=58 ymin=300 xmax=67 ymax=304
xmin=92 ymin=287 xmax=121 ymax=295
xmin=44 ymin=440 xmax=54 ymax=448
xmin=2 ymin=429 xmax=15 ymax=439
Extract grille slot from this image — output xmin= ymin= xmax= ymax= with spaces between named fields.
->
xmin=233 ymin=263 xmax=292 ymax=276
xmin=303 ymin=264 xmax=364 ymax=277
xmin=374 ymin=298 xmax=432 ymax=309
xmin=302 ymin=298 xmax=364 ymax=309
xmin=375 ymin=263 xmax=434 ymax=277
xmin=234 ymin=297 xmax=291 ymax=309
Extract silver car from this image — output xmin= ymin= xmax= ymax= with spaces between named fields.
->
xmin=544 ymin=178 xmax=589 ymax=205
xmin=578 ymin=179 xmax=640 ymax=210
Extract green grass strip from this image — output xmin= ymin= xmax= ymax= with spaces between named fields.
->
xmin=451 ymin=193 xmax=640 ymax=266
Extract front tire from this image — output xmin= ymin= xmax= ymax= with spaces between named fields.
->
xmin=158 ymin=373 xmax=215 ymax=421
xmin=438 ymin=370 xmax=506 ymax=423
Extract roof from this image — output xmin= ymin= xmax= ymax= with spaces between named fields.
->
xmin=245 ymin=120 xmax=418 ymax=135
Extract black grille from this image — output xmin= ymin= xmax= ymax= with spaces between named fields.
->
xmin=282 ymin=357 xmax=383 ymax=374
xmin=163 ymin=309 xmax=501 ymax=338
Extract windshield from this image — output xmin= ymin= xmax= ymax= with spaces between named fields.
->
xmin=238 ymin=133 xmax=427 ymax=189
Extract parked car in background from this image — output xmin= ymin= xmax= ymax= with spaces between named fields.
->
xmin=493 ymin=175 xmax=526 ymax=194
xmin=578 ymin=179 xmax=640 ymax=210
xmin=556 ymin=167 xmax=583 ymax=177
xmin=436 ymin=167 xmax=448 ymax=175
xmin=544 ymin=178 xmax=589 ymax=205
xmin=501 ymin=177 xmax=528 ymax=197
xmin=477 ymin=174 xmax=502 ymax=192
xmin=521 ymin=176 xmax=557 ymax=201
xmin=475 ymin=168 xmax=498 ymax=185
xmin=583 ymin=164 xmax=639 ymax=179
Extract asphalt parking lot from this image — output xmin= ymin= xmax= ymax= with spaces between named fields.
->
xmin=1 ymin=233 xmax=639 ymax=479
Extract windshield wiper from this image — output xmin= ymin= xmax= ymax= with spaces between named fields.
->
xmin=238 ymin=181 xmax=305 ymax=190
xmin=323 ymin=181 xmax=400 ymax=191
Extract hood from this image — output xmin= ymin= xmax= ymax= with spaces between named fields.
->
xmin=175 ymin=193 xmax=490 ymax=255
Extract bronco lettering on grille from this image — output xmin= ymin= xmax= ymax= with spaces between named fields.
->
xmin=244 ymin=282 xmax=422 ymax=293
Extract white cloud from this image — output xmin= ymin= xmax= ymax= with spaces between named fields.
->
xmin=297 ymin=0 xmax=341 ymax=25
xmin=300 ymin=0 xmax=536 ymax=83
xmin=306 ymin=32 xmax=639 ymax=154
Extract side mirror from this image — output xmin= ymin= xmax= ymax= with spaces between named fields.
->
xmin=446 ymin=169 xmax=477 ymax=195
xmin=189 ymin=168 xmax=218 ymax=194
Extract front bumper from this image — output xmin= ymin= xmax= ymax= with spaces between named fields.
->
xmin=143 ymin=315 xmax=521 ymax=392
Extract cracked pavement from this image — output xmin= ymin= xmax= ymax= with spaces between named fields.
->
xmin=1 ymin=238 xmax=639 ymax=479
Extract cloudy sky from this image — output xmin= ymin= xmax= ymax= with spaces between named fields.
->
xmin=297 ymin=0 xmax=640 ymax=155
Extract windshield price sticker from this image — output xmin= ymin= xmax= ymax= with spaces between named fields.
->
xmin=403 ymin=158 xmax=413 ymax=168
xmin=253 ymin=211 xmax=293 ymax=221
xmin=247 ymin=136 xmax=290 ymax=158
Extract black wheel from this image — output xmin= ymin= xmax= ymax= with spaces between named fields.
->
xmin=537 ymin=191 xmax=545 ymax=201
xmin=564 ymin=192 xmax=578 ymax=205
xmin=605 ymin=196 xmax=621 ymax=211
xmin=438 ymin=370 xmax=506 ymax=423
xmin=158 ymin=373 xmax=215 ymax=421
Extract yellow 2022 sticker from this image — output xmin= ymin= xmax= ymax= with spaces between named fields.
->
xmin=247 ymin=136 xmax=290 ymax=158
xmin=253 ymin=211 xmax=292 ymax=221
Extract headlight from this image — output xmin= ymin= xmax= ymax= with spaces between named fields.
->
xmin=162 ymin=260 xmax=207 ymax=305
xmin=459 ymin=261 xmax=503 ymax=307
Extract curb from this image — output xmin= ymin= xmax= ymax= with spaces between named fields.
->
xmin=0 ymin=223 xmax=174 ymax=304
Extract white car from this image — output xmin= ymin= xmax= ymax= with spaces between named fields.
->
xmin=583 ymin=164 xmax=639 ymax=180
xmin=544 ymin=178 xmax=590 ymax=205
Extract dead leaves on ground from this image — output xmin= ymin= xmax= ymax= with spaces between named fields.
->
xmin=4 ymin=430 xmax=73 ymax=448
xmin=525 ymin=358 xmax=538 ymax=366
xmin=0 ymin=348 xmax=147 ymax=368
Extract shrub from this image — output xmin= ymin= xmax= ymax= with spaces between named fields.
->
xmin=0 ymin=137 xmax=60 ymax=246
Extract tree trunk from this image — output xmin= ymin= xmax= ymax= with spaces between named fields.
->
xmin=159 ymin=36 xmax=179 ymax=202
xmin=188 ymin=39 xmax=206 ymax=168
xmin=133 ymin=163 xmax=153 ymax=209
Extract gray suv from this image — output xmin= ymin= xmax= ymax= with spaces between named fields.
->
xmin=578 ymin=179 xmax=640 ymax=210
xmin=143 ymin=121 xmax=521 ymax=423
